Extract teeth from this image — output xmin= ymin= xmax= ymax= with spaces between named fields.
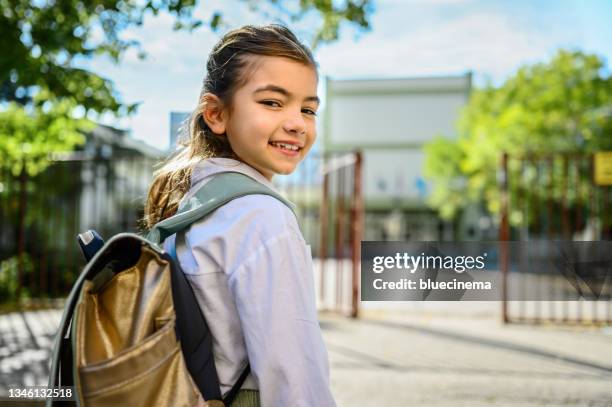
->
xmin=270 ymin=142 xmax=299 ymax=151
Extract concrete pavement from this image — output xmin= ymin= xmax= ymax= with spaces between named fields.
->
xmin=1 ymin=307 xmax=611 ymax=406
xmin=322 ymin=306 xmax=612 ymax=407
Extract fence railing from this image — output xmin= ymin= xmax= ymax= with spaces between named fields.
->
xmin=499 ymin=152 xmax=612 ymax=325
xmin=0 ymin=153 xmax=158 ymax=302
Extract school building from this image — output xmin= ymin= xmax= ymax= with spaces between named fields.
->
xmin=322 ymin=73 xmax=475 ymax=241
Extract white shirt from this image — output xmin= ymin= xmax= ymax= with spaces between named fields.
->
xmin=163 ymin=158 xmax=336 ymax=407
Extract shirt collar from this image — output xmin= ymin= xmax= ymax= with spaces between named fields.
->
xmin=190 ymin=157 xmax=276 ymax=190
xmin=188 ymin=157 xmax=296 ymax=209
xmin=179 ymin=157 xmax=297 ymax=218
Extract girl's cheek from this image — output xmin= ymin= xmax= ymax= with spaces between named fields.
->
xmin=309 ymin=126 xmax=317 ymax=139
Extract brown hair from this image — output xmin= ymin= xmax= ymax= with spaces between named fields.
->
xmin=142 ymin=24 xmax=317 ymax=230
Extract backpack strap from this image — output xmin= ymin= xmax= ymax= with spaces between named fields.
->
xmin=148 ymin=172 xmax=295 ymax=245
xmin=168 ymin=238 xmax=251 ymax=405
xmin=165 ymin=244 xmax=224 ymax=402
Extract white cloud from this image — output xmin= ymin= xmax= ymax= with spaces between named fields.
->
xmin=316 ymin=9 xmax=554 ymax=84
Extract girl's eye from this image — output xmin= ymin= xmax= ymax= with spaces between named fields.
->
xmin=261 ymin=100 xmax=281 ymax=108
xmin=302 ymin=108 xmax=317 ymax=116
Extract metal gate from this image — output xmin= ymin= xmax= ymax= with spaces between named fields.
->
xmin=499 ymin=152 xmax=612 ymax=325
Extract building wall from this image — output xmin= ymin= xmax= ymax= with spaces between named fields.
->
xmin=329 ymin=92 xmax=466 ymax=146
xmin=324 ymin=74 xmax=472 ymax=240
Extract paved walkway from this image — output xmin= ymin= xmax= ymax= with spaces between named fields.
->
xmin=1 ymin=308 xmax=611 ymax=406
xmin=0 ymin=310 xmax=59 ymax=394
xmin=322 ymin=308 xmax=612 ymax=407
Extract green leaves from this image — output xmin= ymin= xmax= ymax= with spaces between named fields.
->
xmin=423 ymin=136 xmax=466 ymax=220
xmin=1 ymin=0 xmax=373 ymax=112
xmin=0 ymin=0 xmax=202 ymax=112
xmin=298 ymin=0 xmax=373 ymax=48
xmin=0 ymin=101 xmax=93 ymax=176
xmin=0 ymin=254 xmax=34 ymax=302
xmin=424 ymin=50 xmax=612 ymax=222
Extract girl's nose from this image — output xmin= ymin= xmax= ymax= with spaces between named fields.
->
xmin=282 ymin=110 xmax=307 ymax=136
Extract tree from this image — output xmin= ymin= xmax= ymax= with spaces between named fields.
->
xmin=0 ymin=96 xmax=94 ymax=176
xmin=1 ymin=0 xmax=373 ymax=114
xmin=0 ymin=0 xmax=373 ymax=174
xmin=424 ymin=50 xmax=612 ymax=227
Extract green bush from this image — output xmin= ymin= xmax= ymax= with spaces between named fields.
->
xmin=0 ymin=254 xmax=33 ymax=303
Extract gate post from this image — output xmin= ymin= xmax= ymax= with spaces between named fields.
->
xmin=319 ymin=155 xmax=329 ymax=310
xmin=499 ymin=152 xmax=509 ymax=324
xmin=350 ymin=151 xmax=363 ymax=318
xmin=17 ymin=160 xmax=28 ymax=300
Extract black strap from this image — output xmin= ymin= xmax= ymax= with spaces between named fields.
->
xmin=223 ymin=364 xmax=251 ymax=406
xmin=165 ymin=249 xmax=223 ymax=401
xmin=59 ymin=337 xmax=73 ymax=386
xmin=168 ymin=239 xmax=254 ymax=405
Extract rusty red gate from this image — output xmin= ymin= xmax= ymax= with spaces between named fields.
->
xmin=499 ymin=152 xmax=612 ymax=325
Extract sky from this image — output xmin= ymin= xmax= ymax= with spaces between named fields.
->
xmin=78 ymin=0 xmax=612 ymax=151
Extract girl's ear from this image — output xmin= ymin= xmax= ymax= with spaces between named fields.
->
xmin=201 ymin=93 xmax=227 ymax=136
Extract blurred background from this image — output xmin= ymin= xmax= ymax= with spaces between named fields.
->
xmin=1 ymin=0 xmax=611 ymax=406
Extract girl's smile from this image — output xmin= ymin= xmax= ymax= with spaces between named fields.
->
xmin=269 ymin=141 xmax=301 ymax=157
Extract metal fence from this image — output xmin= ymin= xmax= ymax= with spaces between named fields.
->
xmin=0 ymin=151 xmax=364 ymax=317
xmin=499 ymin=152 xmax=612 ymax=325
xmin=0 ymin=153 xmax=158 ymax=302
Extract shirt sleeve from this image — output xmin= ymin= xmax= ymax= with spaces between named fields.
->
xmin=227 ymin=231 xmax=336 ymax=407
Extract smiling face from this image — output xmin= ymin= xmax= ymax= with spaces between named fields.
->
xmin=211 ymin=56 xmax=319 ymax=180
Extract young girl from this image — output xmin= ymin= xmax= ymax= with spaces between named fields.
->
xmin=144 ymin=24 xmax=336 ymax=407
